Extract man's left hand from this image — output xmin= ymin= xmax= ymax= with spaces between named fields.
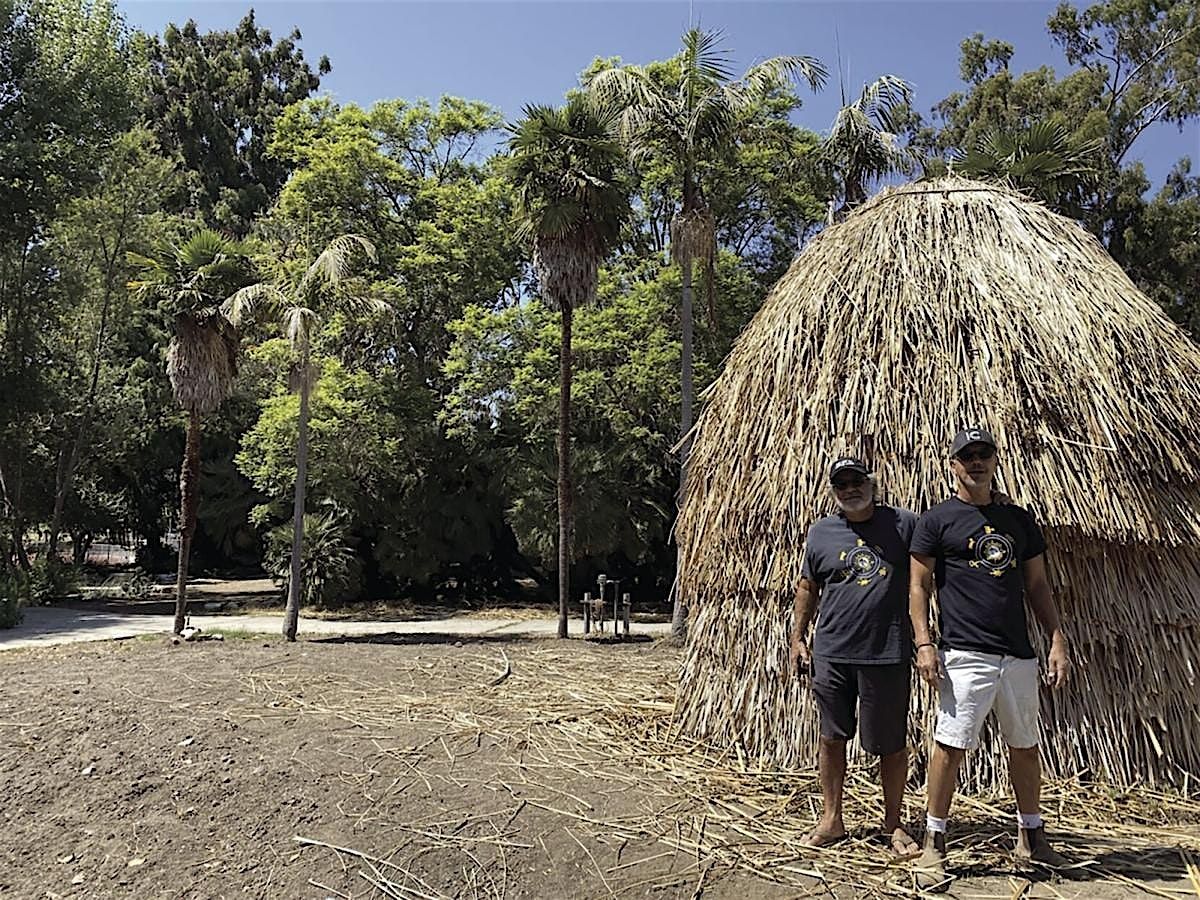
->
xmin=1046 ymin=638 xmax=1071 ymax=688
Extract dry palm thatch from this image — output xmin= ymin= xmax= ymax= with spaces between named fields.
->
xmin=533 ymin=232 xmax=602 ymax=313
xmin=673 ymin=175 xmax=1200 ymax=792
xmin=165 ymin=314 xmax=239 ymax=415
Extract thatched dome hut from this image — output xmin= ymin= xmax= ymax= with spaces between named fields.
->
xmin=674 ymin=176 xmax=1200 ymax=789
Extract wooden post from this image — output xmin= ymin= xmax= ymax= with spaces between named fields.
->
xmin=583 ymin=591 xmax=592 ymax=634
xmin=622 ymin=593 xmax=631 ymax=635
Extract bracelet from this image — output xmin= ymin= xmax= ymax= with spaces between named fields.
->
xmin=915 ymin=642 xmax=935 ymax=650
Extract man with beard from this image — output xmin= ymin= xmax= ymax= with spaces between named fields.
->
xmin=790 ymin=456 xmax=921 ymax=857
xmin=909 ymin=427 xmax=1070 ymax=888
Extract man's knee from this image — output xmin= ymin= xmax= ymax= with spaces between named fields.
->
xmin=933 ymin=741 xmax=967 ymax=765
xmin=819 ymin=736 xmax=848 ymax=751
xmin=1008 ymin=744 xmax=1040 ymax=762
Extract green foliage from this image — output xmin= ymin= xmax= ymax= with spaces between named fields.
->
xmin=0 ymin=569 xmax=28 ymax=627
xmin=26 ymin=558 xmax=79 ymax=605
xmin=145 ymin=10 xmax=329 ymax=234
xmin=446 ymin=286 xmax=676 ymax=569
xmin=266 ymin=96 xmax=523 ymax=382
xmin=823 ymin=76 xmax=919 ymax=210
xmin=0 ymin=0 xmax=138 ymax=243
xmin=914 ymin=0 xmax=1200 ymax=329
xmin=954 ymin=117 xmax=1101 ymax=209
xmin=587 ymin=30 xmax=826 ymax=244
xmin=264 ymin=511 xmax=360 ymax=607
xmin=5 ymin=2 xmax=1196 ymax=604
xmin=1120 ymin=158 xmax=1200 ymax=332
xmin=443 ymin=250 xmax=762 ymax=585
xmin=127 ymin=228 xmax=252 ymax=415
xmin=239 ymin=345 xmax=513 ymax=595
xmin=506 ymin=98 xmax=630 ymax=263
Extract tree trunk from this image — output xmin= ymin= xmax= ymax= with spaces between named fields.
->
xmin=48 ymin=447 xmax=71 ymax=561
xmin=556 ymin=304 xmax=573 ymax=639
xmin=283 ymin=354 xmax=311 ymax=643
xmin=11 ymin=524 xmax=30 ymax=572
xmin=671 ymin=257 xmax=694 ymax=639
xmin=48 ymin=259 xmax=116 ymax=558
xmin=173 ymin=412 xmax=202 ymax=635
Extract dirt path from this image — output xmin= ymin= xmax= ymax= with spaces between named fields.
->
xmin=0 ymin=605 xmax=667 ymax=651
xmin=0 ymin=638 xmax=1195 ymax=899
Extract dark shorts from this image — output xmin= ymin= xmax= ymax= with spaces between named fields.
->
xmin=812 ymin=658 xmax=910 ymax=756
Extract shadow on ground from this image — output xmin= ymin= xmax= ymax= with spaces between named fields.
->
xmin=945 ymin=820 xmax=1189 ymax=888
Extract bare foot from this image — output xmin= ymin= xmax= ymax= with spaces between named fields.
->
xmin=886 ymin=826 xmax=920 ymax=858
xmin=802 ymin=826 xmax=847 ymax=848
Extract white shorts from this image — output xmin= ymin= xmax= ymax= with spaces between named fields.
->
xmin=934 ymin=649 xmax=1041 ymax=750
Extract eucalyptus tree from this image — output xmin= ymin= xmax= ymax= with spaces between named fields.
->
xmin=225 ymin=234 xmax=381 ymax=641
xmin=505 ymin=97 xmax=630 ymax=638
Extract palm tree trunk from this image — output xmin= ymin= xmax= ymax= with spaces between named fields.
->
xmin=174 ymin=412 xmax=201 ymax=634
xmin=556 ymin=304 xmax=573 ymax=639
xmin=671 ymin=257 xmax=694 ymax=639
xmin=283 ymin=355 xmax=311 ymax=643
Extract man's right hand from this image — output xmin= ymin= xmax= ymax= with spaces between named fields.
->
xmin=788 ymin=637 xmax=812 ymax=680
xmin=915 ymin=644 xmax=943 ymax=689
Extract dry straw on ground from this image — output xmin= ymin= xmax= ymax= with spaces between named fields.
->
xmin=241 ymin=644 xmax=1200 ymax=898
xmin=673 ymin=176 xmax=1200 ymax=790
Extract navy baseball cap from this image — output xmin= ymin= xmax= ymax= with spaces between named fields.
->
xmin=829 ymin=456 xmax=870 ymax=483
xmin=950 ymin=427 xmax=998 ymax=458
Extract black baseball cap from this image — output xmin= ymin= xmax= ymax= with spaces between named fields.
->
xmin=950 ymin=427 xmax=998 ymax=458
xmin=829 ymin=456 xmax=870 ymax=483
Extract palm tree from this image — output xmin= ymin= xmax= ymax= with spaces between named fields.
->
xmin=953 ymin=118 xmax=1101 ymax=211
xmin=823 ymin=75 xmax=919 ymax=219
xmin=505 ymin=97 xmax=630 ymax=639
xmin=589 ymin=28 xmax=826 ymax=638
xmin=225 ymin=234 xmax=381 ymax=642
xmin=128 ymin=229 xmax=249 ymax=634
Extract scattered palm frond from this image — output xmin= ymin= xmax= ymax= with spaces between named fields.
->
xmin=673 ymin=176 xmax=1200 ymax=790
xmin=240 ymin=645 xmax=1200 ymax=898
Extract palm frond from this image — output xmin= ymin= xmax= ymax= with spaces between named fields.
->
xmin=680 ymin=28 xmax=736 ymax=85
xmin=223 ymin=282 xmax=288 ymax=326
xmin=741 ymin=54 xmax=829 ymax=97
xmin=341 ymin=295 xmax=393 ymax=318
xmin=284 ymin=306 xmax=318 ymax=352
xmin=298 ymin=234 xmax=377 ymax=297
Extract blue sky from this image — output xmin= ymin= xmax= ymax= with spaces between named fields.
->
xmin=118 ymin=0 xmax=1198 ymax=189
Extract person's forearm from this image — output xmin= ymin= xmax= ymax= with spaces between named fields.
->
xmin=792 ymin=583 xmax=817 ymax=640
xmin=909 ymin=573 xmax=934 ymax=646
xmin=1026 ymin=581 xmax=1065 ymax=642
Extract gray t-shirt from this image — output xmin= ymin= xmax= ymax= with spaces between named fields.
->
xmin=801 ymin=505 xmax=918 ymax=664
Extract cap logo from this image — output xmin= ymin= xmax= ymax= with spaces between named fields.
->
xmin=968 ymin=429 xmax=981 ymax=440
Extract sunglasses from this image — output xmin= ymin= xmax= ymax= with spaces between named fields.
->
xmin=832 ymin=475 xmax=867 ymax=490
xmin=955 ymin=446 xmax=996 ymax=463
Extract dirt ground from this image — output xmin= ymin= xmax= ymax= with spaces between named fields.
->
xmin=1 ymin=636 xmax=1197 ymax=900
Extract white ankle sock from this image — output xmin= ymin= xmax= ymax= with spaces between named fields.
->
xmin=1018 ymin=812 xmax=1043 ymax=830
xmin=926 ymin=814 xmax=948 ymax=833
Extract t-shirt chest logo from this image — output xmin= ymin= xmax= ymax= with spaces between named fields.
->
xmin=968 ymin=526 xmax=1016 ymax=577
xmin=839 ymin=539 xmax=888 ymax=586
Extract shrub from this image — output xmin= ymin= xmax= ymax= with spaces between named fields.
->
xmin=27 ymin=559 xmax=81 ymax=605
xmin=0 ymin=570 xmax=29 ymax=628
xmin=265 ymin=512 xmax=361 ymax=609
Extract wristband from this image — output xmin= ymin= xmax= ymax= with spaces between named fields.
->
xmin=915 ymin=642 xmax=935 ymax=650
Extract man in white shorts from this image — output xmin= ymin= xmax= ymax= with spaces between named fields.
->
xmin=908 ymin=427 xmax=1071 ymax=888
